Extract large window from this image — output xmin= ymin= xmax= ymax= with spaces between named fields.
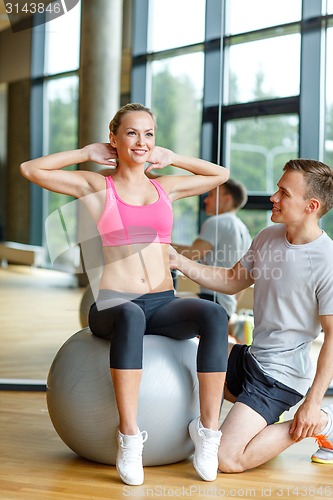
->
xmin=41 ymin=3 xmax=81 ymax=268
xmin=132 ymin=0 xmax=333 ymax=243
xmin=44 ymin=76 xmax=79 ymax=269
xmin=222 ymin=0 xmax=302 ymax=238
xmin=133 ymin=0 xmax=206 ymax=244
xmin=150 ymin=52 xmax=204 ymax=243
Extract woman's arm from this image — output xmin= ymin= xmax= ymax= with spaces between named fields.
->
xmin=146 ymin=147 xmax=229 ymax=201
xmin=169 ymin=246 xmax=253 ymax=295
xmin=20 ymin=143 xmax=117 ymax=198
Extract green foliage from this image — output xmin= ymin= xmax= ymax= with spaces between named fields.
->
xmin=44 ymin=80 xmax=79 ymax=268
xmin=151 ymin=66 xmax=202 ymax=243
xmin=228 ymin=114 xmax=298 ymax=237
xmin=47 ymin=82 xmax=78 ymax=217
xmin=152 ymin=68 xmax=201 ymax=156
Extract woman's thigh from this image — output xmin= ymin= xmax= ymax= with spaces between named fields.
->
xmin=147 ymin=297 xmax=227 ymax=336
xmin=89 ymin=299 xmax=147 ymax=369
xmin=146 ymin=297 xmax=228 ymax=372
xmin=89 ymin=299 xmax=146 ymax=340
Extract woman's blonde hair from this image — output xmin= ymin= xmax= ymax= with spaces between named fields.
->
xmin=109 ymin=103 xmax=156 ymax=135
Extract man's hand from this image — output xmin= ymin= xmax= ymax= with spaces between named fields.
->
xmin=289 ymin=399 xmax=322 ymax=442
xmin=169 ymin=245 xmax=182 ymax=270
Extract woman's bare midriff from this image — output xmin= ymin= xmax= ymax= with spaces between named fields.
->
xmin=98 ymin=243 xmax=174 ymax=294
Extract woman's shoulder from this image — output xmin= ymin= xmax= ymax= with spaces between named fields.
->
xmin=149 ymin=174 xmax=175 ymax=194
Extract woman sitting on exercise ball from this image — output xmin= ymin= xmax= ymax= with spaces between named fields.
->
xmin=20 ymin=103 xmax=229 ymax=486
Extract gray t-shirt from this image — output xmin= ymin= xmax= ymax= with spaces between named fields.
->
xmin=241 ymin=224 xmax=333 ymax=395
xmin=199 ymin=212 xmax=252 ymax=317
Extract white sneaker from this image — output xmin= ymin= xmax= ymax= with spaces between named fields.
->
xmin=311 ymin=446 xmax=333 ymax=464
xmin=189 ymin=417 xmax=221 ymax=481
xmin=116 ymin=429 xmax=148 ymax=486
xmin=311 ymin=405 xmax=333 ymax=464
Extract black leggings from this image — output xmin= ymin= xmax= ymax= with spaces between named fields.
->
xmin=89 ymin=289 xmax=228 ymax=372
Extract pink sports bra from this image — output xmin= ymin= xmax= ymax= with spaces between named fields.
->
xmin=97 ymin=176 xmax=173 ymax=247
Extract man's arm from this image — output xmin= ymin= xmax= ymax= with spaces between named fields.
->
xmin=172 ymin=239 xmax=213 ymax=261
xmin=169 ymin=246 xmax=254 ymax=295
xmin=289 ymin=314 xmax=333 ymax=441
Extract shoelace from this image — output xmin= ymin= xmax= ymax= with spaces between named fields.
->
xmin=198 ymin=428 xmax=220 ymax=460
xmin=120 ymin=431 xmax=148 ymax=465
xmin=314 ymin=433 xmax=333 ymax=450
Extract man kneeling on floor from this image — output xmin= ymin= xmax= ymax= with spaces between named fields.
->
xmin=171 ymin=159 xmax=333 ymax=476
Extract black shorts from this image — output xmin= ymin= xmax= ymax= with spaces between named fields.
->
xmin=226 ymin=344 xmax=303 ymax=424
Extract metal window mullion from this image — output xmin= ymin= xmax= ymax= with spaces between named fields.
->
xmin=131 ymin=0 xmax=149 ymax=104
xmin=299 ymin=0 xmax=325 ymax=159
xmin=29 ymin=16 xmax=46 ymax=246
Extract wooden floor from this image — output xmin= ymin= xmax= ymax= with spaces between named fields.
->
xmin=0 ymin=265 xmax=82 ymax=381
xmin=1 ymin=266 xmax=333 ymax=499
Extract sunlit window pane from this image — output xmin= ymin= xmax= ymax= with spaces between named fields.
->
xmin=225 ymin=115 xmax=299 ymax=195
xmin=327 ymin=0 xmax=333 ymax=14
xmin=151 ymin=53 xmax=204 ymax=153
xmin=148 ymin=0 xmax=205 ymax=52
xmin=44 ymin=76 xmax=79 ymax=270
xmin=44 ymin=3 xmax=81 ymax=75
xmin=150 ymin=52 xmax=204 ymax=244
xmin=226 ymin=34 xmax=300 ymax=104
xmin=225 ymin=0 xmax=301 ymax=34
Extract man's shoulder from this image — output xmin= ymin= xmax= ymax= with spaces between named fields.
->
xmin=322 ymin=231 xmax=333 ymax=245
xmin=202 ymin=212 xmax=231 ymax=229
xmin=316 ymin=232 xmax=333 ymax=260
xmin=214 ymin=211 xmax=245 ymax=227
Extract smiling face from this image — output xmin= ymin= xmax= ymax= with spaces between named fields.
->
xmin=270 ymin=170 xmax=311 ymax=225
xmin=110 ymin=111 xmax=156 ymax=166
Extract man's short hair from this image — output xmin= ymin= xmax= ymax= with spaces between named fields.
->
xmin=222 ymin=178 xmax=248 ymax=210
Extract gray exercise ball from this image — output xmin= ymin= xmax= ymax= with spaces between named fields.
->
xmin=47 ymin=329 xmax=200 ymax=466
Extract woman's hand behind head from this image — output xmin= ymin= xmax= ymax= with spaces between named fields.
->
xmin=83 ymin=143 xmax=118 ymax=166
